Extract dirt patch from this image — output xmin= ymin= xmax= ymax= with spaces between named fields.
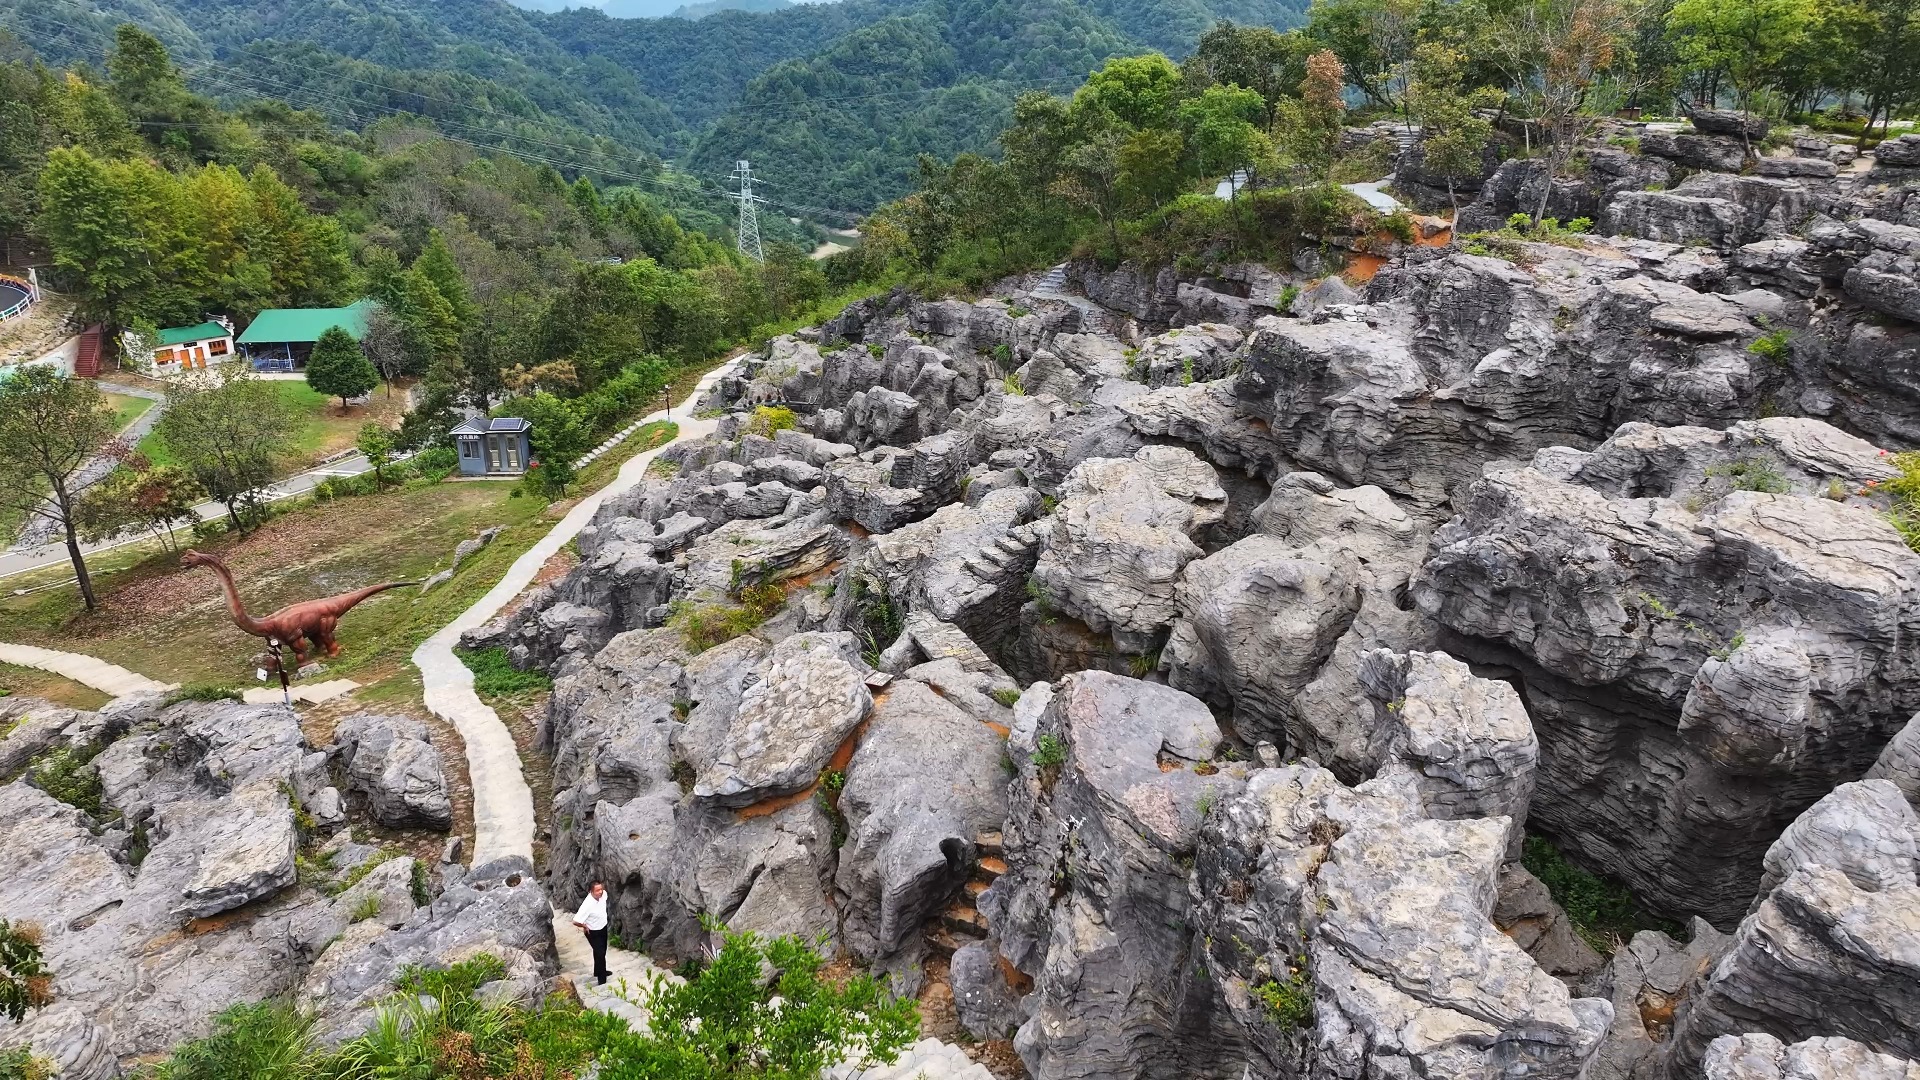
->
xmin=534 ymin=549 xmax=579 ymax=588
xmin=0 ymin=664 xmax=110 ymax=711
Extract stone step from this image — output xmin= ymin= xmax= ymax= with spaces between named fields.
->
xmin=964 ymin=878 xmax=990 ymax=899
xmin=940 ymin=902 xmax=989 ymax=938
xmin=975 ymin=855 xmax=1007 ymax=880
xmin=925 ymin=925 xmax=970 ymax=957
xmin=975 ymin=831 xmax=1003 ymax=856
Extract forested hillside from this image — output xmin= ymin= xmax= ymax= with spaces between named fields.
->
xmin=0 ymin=0 xmax=1307 ymax=213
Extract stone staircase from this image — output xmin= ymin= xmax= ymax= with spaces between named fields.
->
xmin=925 ymin=832 xmax=1003 ymax=958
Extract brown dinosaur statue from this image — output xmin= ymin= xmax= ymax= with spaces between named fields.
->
xmin=181 ymin=550 xmax=416 ymax=668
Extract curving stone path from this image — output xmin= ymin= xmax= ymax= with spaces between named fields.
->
xmin=0 ymin=641 xmax=174 ymax=697
xmin=415 ymin=362 xmax=740 ymax=866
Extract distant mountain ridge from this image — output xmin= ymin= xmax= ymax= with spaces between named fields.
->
xmin=663 ymin=0 xmax=797 ymax=19
xmin=0 ymin=0 xmax=1306 ymax=214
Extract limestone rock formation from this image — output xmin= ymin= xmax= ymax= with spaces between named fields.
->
xmin=332 ymin=713 xmax=454 ymax=831
xmin=1413 ymin=418 xmax=1920 ymax=925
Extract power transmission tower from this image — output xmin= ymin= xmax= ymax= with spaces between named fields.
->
xmin=729 ymin=160 xmax=765 ymax=263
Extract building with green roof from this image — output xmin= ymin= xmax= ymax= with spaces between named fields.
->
xmin=237 ymin=299 xmax=375 ymax=371
xmin=129 ymin=319 xmax=236 ymax=376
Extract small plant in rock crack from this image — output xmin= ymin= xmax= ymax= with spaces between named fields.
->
xmin=1195 ymin=785 xmax=1218 ymax=817
xmin=990 ymin=687 xmax=1023 ymax=707
xmin=1747 ymin=329 xmax=1793 ymax=367
xmin=1711 ymin=630 xmax=1748 ymax=661
xmin=1032 ymin=733 xmax=1067 ymax=769
xmin=409 ymin=860 xmax=431 ymax=907
xmin=1708 ymin=457 xmax=1791 ymax=494
xmin=822 ymin=770 xmax=847 ymax=794
xmin=1254 ymin=956 xmax=1314 ymax=1031
xmin=349 ymin=893 xmax=383 ymax=924
xmin=1127 ymin=649 xmax=1161 ymax=679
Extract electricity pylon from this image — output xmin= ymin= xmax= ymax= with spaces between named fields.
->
xmin=729 ymin=160 xmax=765 ymax=263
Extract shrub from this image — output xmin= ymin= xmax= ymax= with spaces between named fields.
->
xmin=746 ymin=405 xmax=798 ymax=437
xmin=409 ymin=860 xmax=431 ymax=907
xmin=1032 ymin=733 xmax=1067 ymax=769
xmin=454 ymin=646 xmax=554 ymax=697
xmin=350 ymin=894 xmax=383 ymax=923
xmin=1277 ymin=284 xmax=1300 ymax=314
xmin=27 ymin=742 xmax=106 ymax=817
xmin=136 ymin=999 xmax=317 ymax=1080
xmin=159 ymin=683 xmax=241 ymax=707
xmin=596 ymin=924 xmax=917 ymax=1080
xmin=989 ymin=687 xmax=1023 ymax=707
xmin=1379 ymin=209 xmax=1417 ymax=244
xmin=1747 ymin=329 xmax=1792 ymax=366
xmin=1 ymin=920 xmax=52 ymax=1024
xmin=1522 ymin=835 xmax=1680 ymax=952
xmin=1253 ymin=959 xmax=1313 ymax=1031
xmin=1708 ymin=458 xmax=1790 ymax=494
xmin=0 ymin=1047 xmax=54 ymax=1080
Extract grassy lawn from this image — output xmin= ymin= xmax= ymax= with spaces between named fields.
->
xmin=102 ymin=392 xmax=155 ymax=433
xmin=0 ymin=662 xmax=111 ymax=711
xmin=136 ymin=380 xmax=410 ymax=474
xmin=0 ymin=478 xmax=548 ymax=690
xmin=569 ymin=420 xmax=677 ymax=494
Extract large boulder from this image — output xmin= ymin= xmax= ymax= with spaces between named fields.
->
xmin=331 ymin=714 xmax=453 ymax=831
xmin=1029 ymin=446 xmax=1226 ymax=654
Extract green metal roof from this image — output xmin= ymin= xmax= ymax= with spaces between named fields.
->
xmin=154 ymin=322 xmax=228 ymax=347
xmin=236 ymin=299 xmax=373 ymax=345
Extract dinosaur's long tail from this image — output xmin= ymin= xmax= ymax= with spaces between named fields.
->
xmin=330 ymin=580 xmax=421 ymax=615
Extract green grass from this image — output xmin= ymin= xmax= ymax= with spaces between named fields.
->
xmin=1521 ymin=834 xmax=1683 ymax=953
xmin=0 ymin=479 xmax=547 ymax=690
xmin=0 ymin=662 xmax=111 ymax=711
xmin=102 ymin=392 xmax=155 ymax=433
xmin=454 ymin=646 xmax=554 ymax=697
xmin=136 ymin=381 xmax=404 ymax=474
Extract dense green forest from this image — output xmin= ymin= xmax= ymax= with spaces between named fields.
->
xmin=1 ymin=24 xmax=864 ymax=493
xmin=0 ymin=0 xmax=1308 ymax=213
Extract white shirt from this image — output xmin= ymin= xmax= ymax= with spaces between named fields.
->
xmin=574 ymin=891 xmax=607 ymax=930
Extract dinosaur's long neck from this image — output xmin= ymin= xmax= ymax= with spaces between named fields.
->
xmin=320 ymin=580 xmax=416 ymax=618
xmin=207 ymin=560 xmax=269 ymax=636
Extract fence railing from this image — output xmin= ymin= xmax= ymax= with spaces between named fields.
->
xmin=0 ymin=274 xmax=32 ymax=322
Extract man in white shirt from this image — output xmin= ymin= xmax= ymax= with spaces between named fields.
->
xmin=572 ymin=880 xmax=610 ymax=984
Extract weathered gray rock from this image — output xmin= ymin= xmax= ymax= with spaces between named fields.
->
xmin=834 ymin=679 xmax=1007 ymax=966
xmin=1192 ymin=764 xmax=1611 ymax=1080
xmin=1752 ymin=780 xmax=1919 ymax=902
xmin=1414 ymin=418 xmax=1920 ymax=926
xmin=332 ymin=714 xmax=453 ymax=831
xmin=1665 ymin=865 xmax=1920 ymax=1075
xmin=1865 ymin=713 xmax=1920 ymax=810
xmin=1689 ymin=109 xmax=1770 ymax=139
xmin=691 ymin=632 xmax=872 ymax=807
xmin=1705 ymin=1034 xmax=1920 ymax=1079
xmin=985 ymin=672 xmax=1248 ymax=1080
xmin=1876 ymin=134 xmax=1920 ymax=168
xmin=298 ymin=856 xmax=556 ymax=1044
xmin=1585 ymin=919 xmax=1733 ymax=1080
xmin=1492 ymin=864 xmax=1606 ymax=978
xmin=1029 ymin=446 xmax=1226 ymax=653
xmin=951 ymin=938 xmax=1029 ymax=1041
xmin=857 ymin=489 xmax=1043 ymax=651
xmin=175 ymin=780 xmax=299 ymax=918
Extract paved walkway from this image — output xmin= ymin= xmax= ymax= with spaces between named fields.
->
xmin=0 ymin=642 xmax=174 ymax=696
xmin=414 ymin=363 xmax=738 ymax=866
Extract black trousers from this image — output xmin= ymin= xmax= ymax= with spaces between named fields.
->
xmin=585 ymin=926 xmax=609 ymax=981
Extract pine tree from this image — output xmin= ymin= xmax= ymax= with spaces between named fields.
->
xmin=305 ymin=326 xmax=377 ymax=410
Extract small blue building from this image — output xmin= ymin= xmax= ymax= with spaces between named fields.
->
xmin=451 ymin=417 xmax=533 ymax=476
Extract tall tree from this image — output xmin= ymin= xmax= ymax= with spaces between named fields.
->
xmin=76 ymin=458 xmax=202 ymax=552
xmin=1665 ymin=0 xmax=1817 ymax=118
xmin=1406 ymin=42 xmax=1502 ymax=211
xmin=305 ymin=326 xmax=378 ymax=409
xmin=0 ymin=368 xmax=119 ymax=610
xmin=1279 ymin=49 xmax=1349 ymax=185
xmin=154 ymin=369 xmax=293 ymax=532
xmin=1493 ymin=0 xmax=1644 ymax=221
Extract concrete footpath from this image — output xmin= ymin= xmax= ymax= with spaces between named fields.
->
xmin=413 ymin=364 xmax=736 ymax=866
xmin=0 ymin=642 xmax=174 ymax=696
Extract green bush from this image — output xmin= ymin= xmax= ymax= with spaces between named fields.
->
xmin=1 ymin=919 xmax=52 ymax=1025
xmin=27 ymin=743 xmax=106 ymax=817
xmin=159 ymin=684 xmax=241 ymax=707
xmin=1032 ymin=733 xmax=1067 ymax=769
xmin=990 ymin=687 xmax=1023 ymax=707
xmin=0 ymin=1046 xmax=54 ymax=1080
xmin=1253 ymin=957 xmax=1313 ymax=1031
xmin=1708 ymin=458 xmax=1791 ymax=494
xmin=1747 ymin=329 xmax=1792 ymax=366
xmin=1379 ymin=209 xmax=1417 ymax=244
xmin=746 ymin=405 xmax=798 ymax=437
xmin=455 ymin=646 xmax=555 ymax=697
xmin=595 ymin=925 xmax=917 ymax=1080
xmin=1521 ymin=835 xmax=1681 ymax=952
